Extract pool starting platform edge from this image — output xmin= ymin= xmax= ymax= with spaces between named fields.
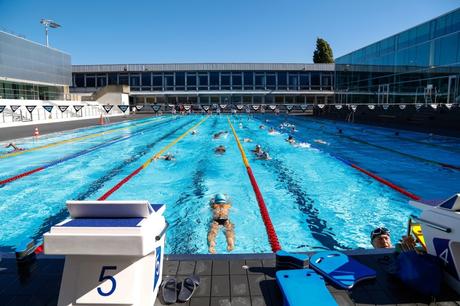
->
xmin=0 ymin=249 xmax=460 ymax=306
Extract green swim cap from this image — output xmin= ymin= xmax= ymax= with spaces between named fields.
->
xmin=214 ymin=193 xmax=227 ymax=204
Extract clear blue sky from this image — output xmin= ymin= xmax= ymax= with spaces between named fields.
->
xmin=1 ymin=0 xmax=458 ymax=64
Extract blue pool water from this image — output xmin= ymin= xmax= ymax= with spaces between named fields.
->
xmin=0 ymin=115 xmax=459 ymax=254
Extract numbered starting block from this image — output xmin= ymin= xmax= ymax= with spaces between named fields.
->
xmin=410 ymin=194 xmax=460 ymax=294
xmin=44 ymin=200 xmax=167 ymax=306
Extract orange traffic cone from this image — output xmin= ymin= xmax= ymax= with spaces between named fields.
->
xmin=33 ymin=127 xmax=40 ymax=137
xmin=99 ymin=114 xmax=104 ymax=125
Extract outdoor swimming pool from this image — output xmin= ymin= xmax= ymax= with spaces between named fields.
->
xmin=0 ymin=115 xmax=459 ymax=254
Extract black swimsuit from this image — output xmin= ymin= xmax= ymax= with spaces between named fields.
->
xmin=214 ymin=218 xmax=228 ymax=226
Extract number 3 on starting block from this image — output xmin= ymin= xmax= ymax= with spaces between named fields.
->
xmin=75 ymin=258 xmax=136 ymax=304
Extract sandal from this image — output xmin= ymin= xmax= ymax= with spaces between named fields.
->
xmin=177 ymin=275 xmax=200 ymax=302
xmin=161 ymin=277 xmax=177 ymax=304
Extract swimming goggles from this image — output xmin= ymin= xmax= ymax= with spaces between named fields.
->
xmin=370 ymin=227 xmax=390 ymax=241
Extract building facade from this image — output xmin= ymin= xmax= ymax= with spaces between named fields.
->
xmin=0 ymin=31 xmax=72 ymax=100
xmin=71 ymin=63 xmax=335 ymax=106
xmin=335 ymin=8 xmax=460 ymax=106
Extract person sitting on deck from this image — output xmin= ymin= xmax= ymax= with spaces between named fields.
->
xmin=4 ymin=143 xmax=24 ymax=153
xmin=215 ymin=145 xmax=226 ymax=154
xmin=208 ymin=194 xmax=235 ymax=254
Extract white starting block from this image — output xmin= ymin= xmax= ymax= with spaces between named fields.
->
xmin=44 ymin=200 xmax=167 ymax=306
xmin=410 ymin=194 xmax=460 ymax=294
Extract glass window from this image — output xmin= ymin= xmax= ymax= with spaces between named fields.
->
xmin=416 ymin=22 xmax=430 ymax=44
xmin=175 ymin=72 xmax=185 ymax=90
xmin=435 ymin=33 xmax=459 ymax=66
xmin=232 ymin=73 xmax=242 ymax=90
xmin=321 ymin=74 xmax=332 ymax=90
xmin=310 ymin=72 xmax=320 ymax=89
xmin=255 ymin=74 xmax=265 ymax=90
xmin=164 ymin=74 xmax=174 ymax=90
xmin=210 ymin=72 xmax=219 ymax=90
xmin=152 ymin=74 xmax=163 ymax=90
xmin=141 ymin=73 xmax=151 ymax=86
xmin=186 ymin=73 xmax=196 ymax=90
xmin=199 ymin=73 xmax=208 ymax=90
xmin=97 ymin=75 xmax=107 ymax=87
xmin=130 ymin=74 xmax=140 ymax=87
xmin=288 ymin=73 xmax=298 ymax=90
xmin=266 ymin=74 xmax=276 ymax=90
xmin=75 ymin=74 xmax=84 ymax=87
xmin=277 ymin=72 xmax=287 ymax=90
xmin=86 ymin=74 xmax=96 ymax=87
xmin=108 ymin=73 xmax=118 ymax=85
xmin=119 ymin=74 xmax=129 ymax=85
xmin=243 ymin=72 xmax=253 ymax=90
xmin=221 ymin=74 xmax=230 ymax=90
xmin=299 ymin=73 xmax=309 ymax=90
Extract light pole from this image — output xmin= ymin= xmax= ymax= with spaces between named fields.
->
xmin=40 ymin=19 xmax=61 ymax=47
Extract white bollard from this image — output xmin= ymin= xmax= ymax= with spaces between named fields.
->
xmin=44 ymin=200 xmax=167 ymax=306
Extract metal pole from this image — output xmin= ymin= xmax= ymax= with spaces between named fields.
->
xmin=45 ymin=26 xmax=49 ymax=47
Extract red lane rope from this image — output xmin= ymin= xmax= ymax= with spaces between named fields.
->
xmin=350 ymin=163 xmax=421 ymax=201
xmin=0 ymin=167 xmax=45 ymax=185
xmin=98 ymin=166 xmax=143 ymax=200
xmin=228 ymin=117 xmax=281 ymax=252
xmin=246 ymin=167 xmax=282 ymax=252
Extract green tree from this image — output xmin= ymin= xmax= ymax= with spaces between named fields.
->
xmin=313 ymin=38 xmax=334 ymax=63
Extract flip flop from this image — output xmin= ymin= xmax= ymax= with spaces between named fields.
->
xmin=161 ymin=277 xmax=177 ymax=304
xmin=177 ymin=275 xmax=200 ymax=302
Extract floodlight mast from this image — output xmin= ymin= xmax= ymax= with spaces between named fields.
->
xmin=40 ymin=18 xmax=61 ymax=47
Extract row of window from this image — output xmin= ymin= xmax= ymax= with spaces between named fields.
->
xmin=72 ymin=71 xmax=334 ymax=91
xmin=337 ymin=9 xmax=460 ymax=65
xmin=0 ymin=81 xmax=63 ymax=100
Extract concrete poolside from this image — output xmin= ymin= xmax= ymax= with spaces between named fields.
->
xmin=0 ymin=114 xmax=154 ymax=142
xmin=1 ymin=250 xmax=459 ymax=306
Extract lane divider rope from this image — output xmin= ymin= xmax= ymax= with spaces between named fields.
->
xmin=0 ymin=117 xmax=161 ymax=159
xmin=272 ymin=116 xmax=422 ymax=201
xmin=0 ymin=118 xmax=171 ymax=186
xmin=227 ymin=116 xmax=281 ymax=252
xmin=310 ymin=117 xmax=460 ymax=155
xmin=303 ymin=119 xmax=460 ymax=172
xmin=98 ymin=116 xmax=209 ymax=200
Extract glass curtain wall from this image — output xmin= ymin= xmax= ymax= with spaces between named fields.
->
xmin=335 ymin=8 xmax=460 ymax=105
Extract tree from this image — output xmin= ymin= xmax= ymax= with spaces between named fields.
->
xmin=313 ymin=38 xmax=334 ymax=63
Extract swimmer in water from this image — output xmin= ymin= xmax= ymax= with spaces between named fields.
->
xmin=213 ymin=131 xmax=228 ymax=139
xmin=286 ymin=135 xmax=296 ymax=144
xmin=4 ymin=143 xmax=24 ymax=153
xmin=207 ymin=194 xmax=235 ymax=254
xmin=257 ymin=151 xmax=271 ymax=160
xmin=156 ymin=153 xmax=175 ymax=161
xmin=314 ymin=139 xmax=328 ymax=145
xmin=259 ymin=125 xmax=265 ymax=130
xmin=243 ymin=138 xmax=253 ymax=143
xmin=215 ymin=145 xmax=226 ymax=154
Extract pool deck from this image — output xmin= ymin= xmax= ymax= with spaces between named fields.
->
xmin=0 ymin=114 xmax=153 ymax=142
xmin=1 ymin=249 xmax=459 ymax=306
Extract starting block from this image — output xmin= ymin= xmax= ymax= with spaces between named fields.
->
xmin=44 ymin=200 xmax=167 ymax=306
